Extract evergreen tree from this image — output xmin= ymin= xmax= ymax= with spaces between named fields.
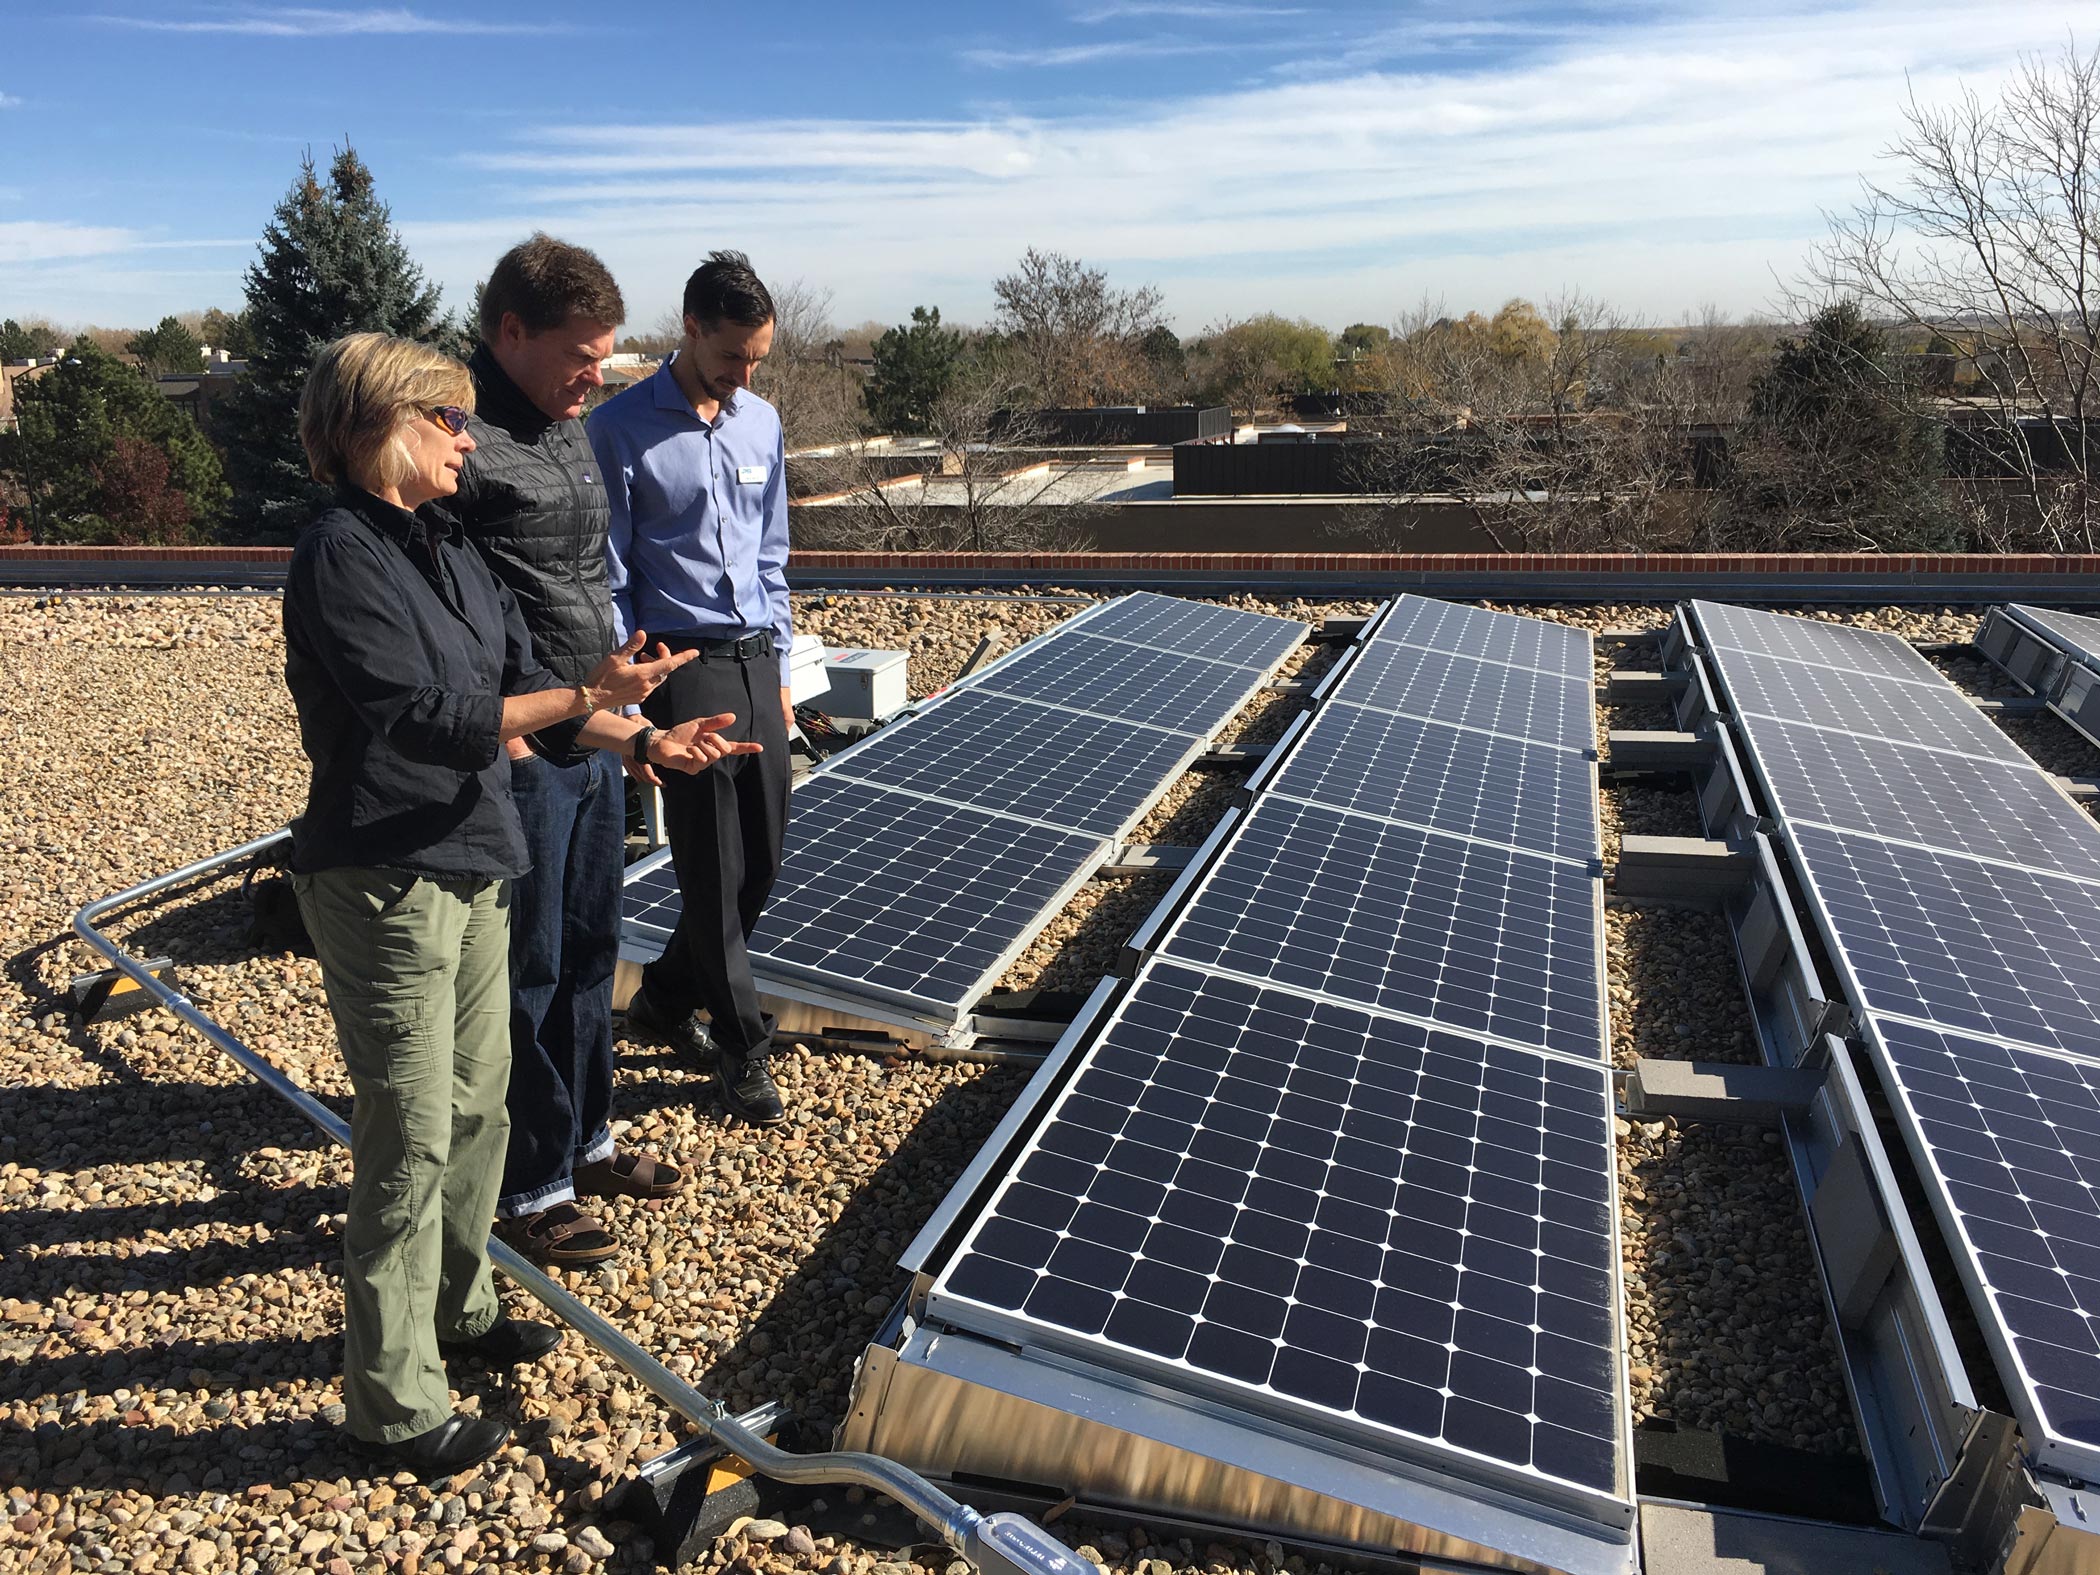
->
xmin=1139 ymin=323 xmax=1185 ymax=385
xmin=3 ymin=336 xmax=229 ymax=543
xmin=865 ymin=306 xmax=963 ymax=434
xmin=1723 ymin=300 xmax=1958 ymax=550
xmin=126 ymin=315 xmax=204 ymax=378
xmin=217 ymin=145 xmax=444 ymax=540
xmin=0 ymin=319 xmax=43 ymax=361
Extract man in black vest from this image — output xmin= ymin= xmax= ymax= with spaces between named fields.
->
xmin=455 ymin=234 xmax=684 ymax=1267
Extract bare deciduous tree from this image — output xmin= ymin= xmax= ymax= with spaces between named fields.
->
xmin=792 ymin=374 xmax=1090 ymax=553
xmin=1813 ymin=40 xmax=2100 ymax=549
xmin=1352 ymin=294 xmax=1700 ymax=550
xmin=990 ymin=248 xmax=1167 ymax=407
xmin=755 ymin=277 xmax=861 ymax=450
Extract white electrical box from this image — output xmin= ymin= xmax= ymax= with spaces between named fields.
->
xmin=822 ymin=647 xmax=909 ymax=720
xmin=786 ymin=633 xmax=832 ymax=706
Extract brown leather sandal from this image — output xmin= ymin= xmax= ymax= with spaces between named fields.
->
xmin=574 ymin=1149 xmax=684 ymax=1201
xmin=495 ymin=1201 xmax=617 ymax=1267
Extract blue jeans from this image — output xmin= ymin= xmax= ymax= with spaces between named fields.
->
xmin=497 ymin=749 xmax=620 ymax=1217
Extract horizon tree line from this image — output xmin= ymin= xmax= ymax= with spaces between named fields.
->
xmin=3 ymin=37 xmax=2094 ymax=551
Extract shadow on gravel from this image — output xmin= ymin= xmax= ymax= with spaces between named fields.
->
xmin=0 ymin=1079 xmax=333 ymax=1171
xmin=0 ymin=1415 xmax=354 ymax=1497
xmin=117 ymin=879 xmax=278 ymax=969
xmin=687 ymin=1059 xmax=1030 ymax=1436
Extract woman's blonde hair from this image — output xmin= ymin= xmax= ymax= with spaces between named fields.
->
xmin=297 ymin=332 xmax=474 ymax=490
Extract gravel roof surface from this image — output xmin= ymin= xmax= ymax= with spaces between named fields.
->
xmin=2 ymin=589 xmax=2085 ymax=1574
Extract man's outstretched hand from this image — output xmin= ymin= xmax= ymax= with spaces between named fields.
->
xmin=586 ymin=630 xmax=697 ymax=711
xmin=645 ymin=712 xmax=764 ymax=777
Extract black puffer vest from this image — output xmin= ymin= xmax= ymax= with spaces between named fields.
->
xmin=456 ymin=344 xmax=616 ymax=688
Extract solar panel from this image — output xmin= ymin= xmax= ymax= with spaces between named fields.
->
xmin=1157 ymin=796 xmax=1606 ymax=1061
xmin=623 ymin=851 xmax=682 ymax=945
xmin=1791 ymin=822 xmax=2100 ymax=1063
xmin=1739 ymin=714 xmax=2100 ymax=884
xmin=1372 ymin=595 xmax=1591 ymax=679
xmin=925 ymin=960 xmax=1626 ymax=1508
xmin=741 ymin=776 xmax=1106 ymax=1013
xmin=974 ymin=630 xmax=1270 ymax=734
xmin=1267 ymin=701 xmax=1598 ymax=864
xmin=1716 ymin=648 xmax=2029 ymax=765
xmin=823 ymin=688 xmax=1201 ymax=836
xmin=1074 ymin=592 xmax=1310 ymax=671
xmin=2015 ymin=605 xmax=2100 ymax=660
xmin=1693 ymin=600 xmax=1943 ymax=685
xmin=1869 ymin=1016 xmax=2100 ymax=1476
xmin=1338 ymin=643 xmax=1592 ymax=751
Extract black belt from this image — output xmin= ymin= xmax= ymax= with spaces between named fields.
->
xmin=665 ymin=631 xmax=772 ymax=659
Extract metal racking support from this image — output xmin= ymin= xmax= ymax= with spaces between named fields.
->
xmin=71 ymin=829 xmax=1077 ymax=1575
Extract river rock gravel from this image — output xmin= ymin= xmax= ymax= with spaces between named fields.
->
xmin=4 ymin=588 xmax=2068 ymax=1573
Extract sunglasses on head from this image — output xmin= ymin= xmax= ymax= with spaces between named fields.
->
xmin=429 ymin=405 xmax=470 ymax=436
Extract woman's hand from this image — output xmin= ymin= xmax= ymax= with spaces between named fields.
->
xmin=648 ymin=712 xmax=765 ymax=776
xmin=584 ymin=630 xmax=696 ymax=710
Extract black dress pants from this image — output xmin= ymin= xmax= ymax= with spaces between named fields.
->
xmin=639 ymin=644 xmax=791 ymax=1059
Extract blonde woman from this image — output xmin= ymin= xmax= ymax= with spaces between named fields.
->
xmin=284 ymin=333 xmax=758 ymax=1473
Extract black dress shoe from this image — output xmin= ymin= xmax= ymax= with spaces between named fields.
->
xmin=379 ymin=1413 xmax=510 ymax=1476
xmin=718 ymin=1049 xmax=786 ymax=1126
xmin=437 ymin=1317 xmax=564 ymax=1367
xmin=623 ymin=984 xmax=715 ymax=1063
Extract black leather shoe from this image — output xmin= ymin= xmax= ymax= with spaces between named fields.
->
xmin=623 ymin=984 xmax=715 ymax=1064
xmin=378 ymin=1413 xmax=510 ymax=1476
xmin=718 ymin=1050 xmax=786 ymax=1126
xmin=438 ymin=1317 xmax=563 ymax=1367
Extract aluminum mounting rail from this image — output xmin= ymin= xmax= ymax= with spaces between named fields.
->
xmin=70 ymin=828 xmax=1077 ymax=1575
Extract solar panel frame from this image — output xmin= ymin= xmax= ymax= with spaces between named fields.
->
xmin=1862 ymin=1014 xmax=2100 ymax=1481
xmin=1691 ymin=600 xmax=1945 ymax=685
xmin=1785 ymin=821 xmax=2100 ymax=1065
xmin=1065 ymin=591 xmax=1312 ymax=672
xmin=821 ymin=687 xmax=1206 ymax=837
xmin=1267 ymin=701 xmax=1600 ymax=864
xmin=2012 ymin=604 xmax=2100 ymax=663
xmin=1713 ymin=647 xmax=2031 ymax=765
xmin=1735 ymin=713 xmax=2100 ymax=884
xmin=968 ymin=629 xmax=1285 ymax=735
xmin=726 ymin=775 xmax=1110 ymax=1018
xmin=1155 ymin=795 xmax=1609 ymax=1062
xmin=923 ymin=958 xmax=1634 ymax=1526
xmin=1371 ymin=595 xmax=1592 ymax=680
xmin=1335 ymin=643 xmax=1594 ymax=752
xmin=620 ymin=594 xmax=1310 ymax=1027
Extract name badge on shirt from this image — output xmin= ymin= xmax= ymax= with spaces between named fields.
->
xmin=736 ymin=464 xmax=768 ymax=486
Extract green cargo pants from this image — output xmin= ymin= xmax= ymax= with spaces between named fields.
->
xmin=293 ymin=866 xmax=512 ymax=1443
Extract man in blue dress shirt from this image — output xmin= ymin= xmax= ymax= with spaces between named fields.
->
xmin=588 ymin=251 xmax=791 ymax=1125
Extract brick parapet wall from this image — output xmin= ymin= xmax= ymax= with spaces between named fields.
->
xmin=7 ymin=546 xmax=2100 ymax=577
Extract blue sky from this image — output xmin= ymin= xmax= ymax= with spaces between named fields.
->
xmin=0 ymin=1 xmax=2089 ymax=333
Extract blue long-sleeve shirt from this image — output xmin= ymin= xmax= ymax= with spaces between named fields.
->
xmin=587 ymin=356 xmax=793 ymax=685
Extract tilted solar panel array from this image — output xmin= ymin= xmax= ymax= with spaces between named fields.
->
xmin=622 ymin=593 xmax=1308 ymax=1022
xmin=1691 ymin=599 xmax=2100 ymax=1479
xmin=2011 ymin=603 xmax=2100 ymax=661
xmin=927 ymin=598 xmax=1632 ymax=1531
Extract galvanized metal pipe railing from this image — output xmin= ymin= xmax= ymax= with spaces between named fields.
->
xmin=71 ymin=831 xmax=1074 ymax=1575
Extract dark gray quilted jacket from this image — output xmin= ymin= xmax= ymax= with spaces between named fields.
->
xmin=456 ymin=344 xmax=616 ymax=684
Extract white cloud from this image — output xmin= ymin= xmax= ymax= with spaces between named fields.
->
xmin=959 ymin=39 xmax=1236 ymax=69
xmin=437 ymin=0 xmax=2094 ymax=330
xmin=89 ymin=7 xmax=570 ymax=36
xmin=0 ymin=221 xmax=142 ymax=264
xmin=0 ymin=91 xmax=21 ymax=108
xmin=32 ymin=0 xmax=2100 ymax=328
xmin=1072 ymin=2 xmax=1307 ymax=21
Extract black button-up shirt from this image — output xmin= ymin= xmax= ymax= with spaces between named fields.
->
xmin=284 ymin=486 xmax=567 ymax=881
